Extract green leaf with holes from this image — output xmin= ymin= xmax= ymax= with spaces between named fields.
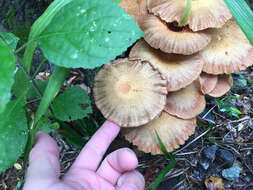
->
xmin=0 ymin=34 xmax=17 ymax=113
xmin=0 ymin=99 xmax=28 ymax=173
xmin=39 ymin=0 xmax=144 ymax=69
xmin=52 ymin=86 xmax=92 ymax=121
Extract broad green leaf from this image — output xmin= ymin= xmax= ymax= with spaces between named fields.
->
xmin=0 ymin=99 xmax=28 ymax=173
xmin=0 ymin=32 xmax=19 ymax=50
xmin=52 ymin=86 xmax=92 ymax=121
xmin=0 ymin=38 xmax=16 ymax=113
xmin=59 ymin=122 xmax=86 ymax=148
xmin=223 ymin=0 xmax=253 ymax=44
xmin=23 ymin=0 xmax=73 ymax=71
xmin=36 ymin=117 xmax=59 ymax=134
xmin=39 ymin=0 xmax=144 ymax=69
xmin=114 ymin=0 xmax=122 ymax=3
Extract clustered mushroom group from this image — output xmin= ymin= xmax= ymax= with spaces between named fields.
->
xmin=93 ymin=0 xmax=253 ymax=154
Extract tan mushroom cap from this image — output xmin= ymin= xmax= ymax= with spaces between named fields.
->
xmin=94 ymin=58 xmax=167 ymax=127
xmin=122 ymin=111 xmax=196 ymax=154
xmin=198 ymin=72 xmax=218 ymax=94
xmin=201 ymin=20 xmax=253 ymax=74
xmin=119 ymin=0 xmax=148 ymax=29
xmin=164 ymin=82 xmax=206 ymax=119
xmin=142 ymin=15 xmax=211 ymax=55
xmin=147 ymin=0 xmax=232 ymax=31
xmin=130 ymin=39 xmax=204 ymax=91
xmin=208 ymin=74 xmax=233 ymax=97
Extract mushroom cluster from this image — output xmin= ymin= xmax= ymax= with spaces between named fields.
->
xmin=93 ymin=0 xmax=253 ymax=154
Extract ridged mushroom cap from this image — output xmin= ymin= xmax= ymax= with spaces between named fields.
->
xmin=198 ymin=72 xmax=218 ymax=94
xmin=147 ymin=0 xmax=232 ymax=31
xmin=208 ymin=74 xmax=233 ymax=97
xmin=94 ymin=58 xmax=167 ymax=127
xmin=122 ymin=111 xmax=196 ymax=155
xmin=164 ymin=81 xmax=206 ymax=119
xmin=201 ymin=20 xmax=253 ymax=74
xmin=142 ymin=15 xmax=211 ymax=55
xmin=130 ymin=39 xmax=204 ymax=91
xmin=119 ymin=0 xmax=148 ymax=29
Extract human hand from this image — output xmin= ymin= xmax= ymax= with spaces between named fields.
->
xmin=23 ymin=121 xmax=145 ymax=190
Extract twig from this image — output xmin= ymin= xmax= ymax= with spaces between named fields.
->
xmin=175 ymin=151 xmax=198 ymax=156
xmin=15 ymin=57 xmax=43 ymax=98
xmin=173 ymin=128 xmax=212 ymax=155
xmin=228 ymin=116 xmax=250 ymax=124
xmin=32 ymin=57 xmax=47 ymax=79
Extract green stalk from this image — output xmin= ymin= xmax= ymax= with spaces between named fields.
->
xmin=223 ymin=0 xmax=253 ymax=45
xmin=24 ymin=66 xmax=70 ymax=165
xmin=34 ymin=66 xmax=70 ymax=125
xmin=152 ymin=131 xmax=177 ymax=190
xmin=23 ymin=0 xmax=73 ymax=71
xmin=151 ymin=160 xmax=177 ymax=190
xmin=22 ymin=0 xmax=73 ymax=165
xmin=178 ymin=0 xmax=192 ymax=27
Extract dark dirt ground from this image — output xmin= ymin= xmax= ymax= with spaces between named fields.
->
xmin=0 ymin=0 xmax=253 ymax=189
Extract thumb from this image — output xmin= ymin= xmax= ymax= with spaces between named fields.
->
xmin=24 ymin=132 xmax=60 ymax=188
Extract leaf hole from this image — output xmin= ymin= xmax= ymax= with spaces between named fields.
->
xmin=79 ymin=104 xmax=89 ymax=110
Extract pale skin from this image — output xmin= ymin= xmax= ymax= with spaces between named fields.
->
xmin=23 ymin=121 xmax=145 ymax=190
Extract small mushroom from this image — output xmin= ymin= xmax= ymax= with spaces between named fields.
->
xmin=130 ymin=39 xmax=204 ymax=91
xmin=198 ymin=72 xmax=218 ymax=94
xmin=147 ymin=0 xmax=232 ymax=31
xmin=164 ymin=81 xmax=206 ymax=119
xmin=94 ymin=58 xmax=167 ymax=127
xmin=208 ymin=74 xmax=233 ymax=97
xmin=119 ymin=0 xmax=148 ymax=29
xmin=142 ymin=15 xmax=211 ymax=55
xmin=201 ymin=20 xmax=253 ymax=74
xmin=122 ymin=111 xmax=196 ymax=154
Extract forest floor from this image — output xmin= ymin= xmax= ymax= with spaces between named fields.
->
xmin=0 ymin=0 xmax=253 ymax=189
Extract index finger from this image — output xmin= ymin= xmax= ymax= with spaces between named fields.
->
xmin=68 ymin=120 xmax=120 ymax=172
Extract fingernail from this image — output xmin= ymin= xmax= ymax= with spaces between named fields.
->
xmin=120 ymin=184 xmax=138 ymax=190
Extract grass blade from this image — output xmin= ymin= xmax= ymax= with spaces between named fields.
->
xmin=178 ymin=0 xmax=192 ymax=27
xmin=152 ymin=130 xmax=177 ymax=190
xmin=34 ymin=67 xmax=69 ymax=125
xmin=155 ymin=130 xmax=175 ymax=160
xmin=223 ymin=0 xmax=253 ymax=44
xmin=151 ymin=160 xmax=177 ymax=190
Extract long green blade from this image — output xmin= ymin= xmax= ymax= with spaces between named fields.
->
xmin=155 ymin=130 xmax=175 ymax=160
xmin=223 ymin=0 xmax=253 ymax=44
xmin=151 ymin=160 xmax=177 ymax=190
xmin=178 ymin=0 xmax=192 ymax=27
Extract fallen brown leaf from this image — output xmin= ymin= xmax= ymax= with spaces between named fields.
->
xmin=205 ymin=177 xmax=224 ymax=190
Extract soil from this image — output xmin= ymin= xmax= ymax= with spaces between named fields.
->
xmin=0 ymin=0 xmax=253 ymax=190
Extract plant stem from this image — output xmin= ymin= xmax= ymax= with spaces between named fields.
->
xmin=15 ymin=57 xmax=43 ymax=98
xmin=34 ymin=66 xmax=70 ymax=125
xmin=178 ymin=0 xmax=192 ymax=27
xmin=32 ymin=57 xmax=47 ymax=79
